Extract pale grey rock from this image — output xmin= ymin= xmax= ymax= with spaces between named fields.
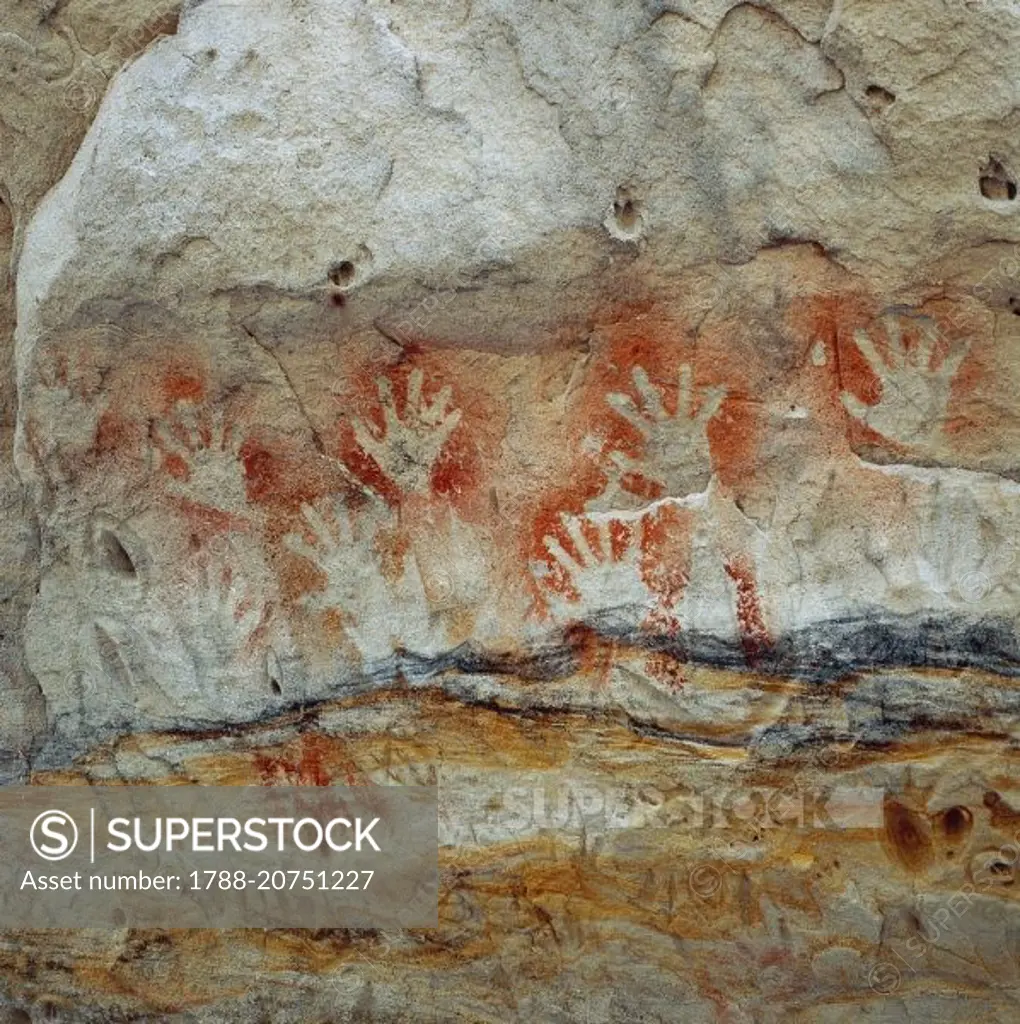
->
xmin=5 ymin=0 xmax=1020 ymax=1018
xmin=11 ymin=0 xmax=1020 ymax=735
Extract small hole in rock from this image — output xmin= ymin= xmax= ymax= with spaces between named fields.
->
xmin=614 ymin=198 xmax=638 ymax=231
xmin=979 ymin=157 xmax=1017 ymax=200
xmin=1009 ymin=296 xmax=1020 ymax=315
xmin=864 ymin=84 xmax=895 ymax=110
xmin=328 ymin=261 xmax=356 ymax=287
xmin=267 ymin=650 xmax=283 ymax=697
xmin=99 ymin=530 xmax=136 ymax=576
xmin=330 ymin=292 xmax=346 ymax=308
xmin=940 ymin=805 xmax=973 ymax=838
xmin=204 ymin=48 xmax=218 ymax=61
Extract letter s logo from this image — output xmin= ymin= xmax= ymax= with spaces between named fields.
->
xmin=30 ymin=810 xmax=79 ymax=861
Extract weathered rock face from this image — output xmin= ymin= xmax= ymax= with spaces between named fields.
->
xmin=4 ymin=0 xmax=1020 ymax=1019
xmin=0 ymin=0 xmax=188 ymax=775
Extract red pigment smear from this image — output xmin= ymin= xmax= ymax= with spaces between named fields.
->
xmin=527 ymin=460 xmax=611 ymax=596
xmin=52 ymin=352 xmax=69 ymax=390
xmin=563 ymin=624 xmax=618 ymax=690
xmin=239 ymin=436 xmax=326 ymax=520
xmin=583 ymin=308 xmax=695 ymax=463
xmin=91 ymin=409 xmax=134 ymax=460
xmin=787 ymin=291 xmax=874 ymax=365
xmin=331 ymin=351 xmax=497 ymax=516
xmin=724 ymin=558 xmax=771 ymax=667
xmin=690 ymin=320 xmax=766 ymax=497
xmin=173 ymin=499 xmax=253 ymax=539
xmin=641 ymin=507 xmax=690 ymax=692
xmin=640 ymin=503 xmax=693 ymax=615
xmin=161 ymin=369 xmax=205 ymax=408
xmin=592 ymin=305 xmax=761 ymax=498
xmin=784 ymin=290 xmax=876 ymax=439
xmin=643 ymin=651 xmax=686 ymax=693
xmin=526 ymin=312 xmax=693 ymax=565
xmin=161 ymin=453 xmax=189 ymax=481
xmin=85 ymin=362 xmax=201 ymax=468
xmin=706 ymin=395 xmax=760 ymax=493
xmin=254 ymin=733 xmax=348 ymax=787
xmin=916 ymin=298 xmax=986 ymax=441
xmin=240 ymin=441 xmax=277 ymax=502
xmin=802 ymin=294 xmax=979 ymax=453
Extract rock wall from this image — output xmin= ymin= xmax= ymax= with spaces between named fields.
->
xmin=3 ymin=0 xmax=1020 ymax=1020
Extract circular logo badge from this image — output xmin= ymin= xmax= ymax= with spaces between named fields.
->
xmin=868 ymin=961 xmax=901 ymax=995
xmin=30 ymin=809 xmax=79 ymax=862
xmin=688 ymin=864 xmax=722 ymax=899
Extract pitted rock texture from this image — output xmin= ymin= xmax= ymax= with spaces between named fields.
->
xmin=3 ymin=0 xmax=1020 ymax=1020
xmin=0 ymin=0 xmax=188 ymax=774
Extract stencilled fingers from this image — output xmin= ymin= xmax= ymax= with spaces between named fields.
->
xmin=601 ymin=363 xmax=726 ymax=500
xmin=349 ymin=371 xmax=463 ymax=494
xmin=840 ymin=315 xmax=971 ymax=447
xmin=152 ymin=401 xmax=249 ymax=513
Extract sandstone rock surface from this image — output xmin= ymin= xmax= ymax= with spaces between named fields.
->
xmin=2 ymin=0 xmax=1020 ymax=1019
